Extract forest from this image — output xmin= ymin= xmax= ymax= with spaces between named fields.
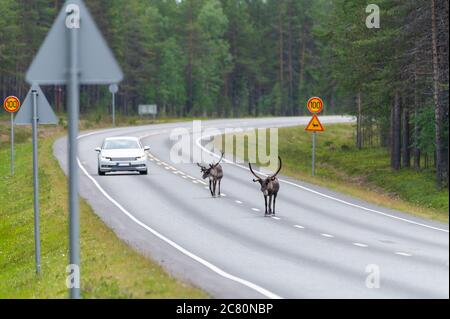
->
xmin=0 ymin=0 xmax=448 ymax=188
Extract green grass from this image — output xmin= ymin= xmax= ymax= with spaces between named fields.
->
xmin=0 ymin=124 xmax=207 ymax=299
xmin=219 ymin=123 xmax=449 ymax=223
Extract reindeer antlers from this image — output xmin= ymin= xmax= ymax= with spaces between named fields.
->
xmin=249 ymin=156 xmax=282 ymax=181
xmin=213 ymin=151 xmax=225 ymax=168
xmin=271 ymin=156 xmax=282 ymax=179
xmin=248 ymin=162 xmax=262 ymax=181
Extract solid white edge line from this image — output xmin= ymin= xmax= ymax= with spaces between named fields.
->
xmin=195 ymin=135 xmax=449 ymax=233
xmin=76 ymin=158 xmax=282 ymax=299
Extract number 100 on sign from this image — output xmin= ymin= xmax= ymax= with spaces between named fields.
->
xmin=307 ymin=97 xmax=324 ymax=114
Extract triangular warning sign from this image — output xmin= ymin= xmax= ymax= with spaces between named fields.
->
xmin=305 ymin=114 xmax=325 ymax=132
xmin=15 ymin=84 xmax=58 ymax=125
xmin=26 ymin=0 xmax=123 ymax=85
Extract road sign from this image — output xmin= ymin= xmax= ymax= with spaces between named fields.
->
xmin=15 ymin=85 xmax=58 ymax=125
xmin=307 ymin=97 xmax=324 ymax=114
xmin=26 ymin=0 xmax=123 ymax=85
xmin=109 ymin=84 xmax=118 ymax=127
xmin=139 ymin=104 xmax=158 ymax=116
xmin=25 ymin=0 xmax=123 ymax=299
xmin=109 ymin=84 xmax=119 ymax=94
xmin=305 ymin=114 xmax=325 ymax=132
xmin=3 ymin=96 xmax=21 ymax=113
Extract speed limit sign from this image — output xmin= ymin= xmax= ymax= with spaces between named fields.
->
xmin=3 ymin=96 xmax=21 ymax=113
xmin=307 ymin=97 xmax=324 ymax=114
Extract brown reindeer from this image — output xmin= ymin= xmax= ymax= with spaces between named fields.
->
xmin=249 ymin=157 xmax=282 ymax=216
xmin=197 ymin=152 xmax=224 ymax=197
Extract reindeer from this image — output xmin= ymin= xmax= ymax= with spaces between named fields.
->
xmin=249 ymin=157 xmax=282 ymax=216
xmin=197 ymin=152 xmax=224 ymax=197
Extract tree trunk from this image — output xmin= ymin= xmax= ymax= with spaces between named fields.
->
xmin=402 ymin=104 xmax=411 ymax=168
xmin=356 ymin=92 xmax=362 ymax=149
xmin=413 ymin=64 xmax=421 ymax=170
xmin=391 ymin=92 xmax=401 ymax=171
xmin=431 ymin=0 xmax=443 ymax=188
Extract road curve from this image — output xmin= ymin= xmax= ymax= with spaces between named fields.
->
xmin=53 ymin=117 xmax=449 ymax=299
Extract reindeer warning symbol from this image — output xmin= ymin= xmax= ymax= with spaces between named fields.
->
xmin=305 ymin=114 xmax=325 ymax=132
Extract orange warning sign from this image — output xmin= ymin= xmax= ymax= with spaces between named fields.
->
xmin=307 ymin=97 xmax=324 ymax=114
xmin=305 ymin=114 xmax=325 ymax=132
xmin=3 ymin=96 xmax=21 ymax=113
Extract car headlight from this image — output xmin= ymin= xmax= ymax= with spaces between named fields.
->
xmin=100 ymin=156 xmax=110 ymax=161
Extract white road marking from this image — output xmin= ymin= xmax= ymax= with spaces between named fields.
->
xmin=294 ymin=225 xmax=305 ymax=229
xmin=321 ymin=233 xmax=334 ymax=238
xmin=235 ymin=200 xmax=243 ymax=204
xmin=252 ymin=208 xmax=260 ymax=212
xmin=221 ymin=194 xmax=227 ymax=197
xmin=395 ymin=252 xmax=412 ymax=257
xmin=192 ymin=181 xmax=198 ymax=184
xmin=271 ymin=217 xmax=281 ymax=220
xmin=76 ymin=158 xmax=282 ymax=299
xmin=353 ymin=243 xmax=369 ymax=248
xmin=196 ymin=135 xmax=449 ymax=233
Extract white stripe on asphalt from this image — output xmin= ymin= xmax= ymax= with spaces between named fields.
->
xmin=353 ymin=243 xmax=369 ymax=248
xmin=294 ymin=225 xmax=305 ymax=229
xmin=77 ymin=158 xmax=282 ymax=300
xmin=321 ymin=234 xmax=334 ymax=238
xmin=395 ymin=252 xmax=412 ymax=257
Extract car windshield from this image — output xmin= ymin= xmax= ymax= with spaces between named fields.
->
xmin=103 ymin=139 xmax=141 ymax=150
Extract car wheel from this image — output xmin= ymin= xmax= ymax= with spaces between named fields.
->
xmin=98 ymin=168 xmax=106 ymax=176
xmin=140 ymin=170 xmax=148 ymax=175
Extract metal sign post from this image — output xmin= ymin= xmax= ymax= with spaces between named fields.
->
xmin=15 ymin=84 xmax=58 ymax=275
xmin=109 ymin=84 xmax=118 ymax=127
xmin=11 ymin=113 xmax=14 ymax=175
xmin=312 ymin=132 xmax=316 ymax=177
xmin=68 ymin=23 xmax=81 ymax=300
xmin=32 ymin=89 xmax=41 ymax=275
xmin=25 ymin=0 xmax=123 ymax=299
xmin=3 ymin=96 xmax=21 ymax=175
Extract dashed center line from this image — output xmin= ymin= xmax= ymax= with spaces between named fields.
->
xmin=353 ymin=243 xmax=369 ymax=248
xmin=321 ymin=233 xmax=334 ymax=238
xmin=252 ymin=208 xmax=260 ymax=212
xmin=235 ymin=200 xmax=243 ymax=204
xmin=395 ymin=252 xmax=412 ymax=257
xmin=294 ymin=225 xmax=305 ymax=229
xmin=271 ymin=217 xmax=281 ymax=220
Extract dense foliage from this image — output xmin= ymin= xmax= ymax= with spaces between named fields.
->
xmin=0 ymin=0 xmax=448 ymax=187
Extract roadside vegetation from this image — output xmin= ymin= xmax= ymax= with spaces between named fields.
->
xmin=0 ymin=120 xmax=206 ymax=298
xmin=219 ymin=123 xmax=449 ymax=223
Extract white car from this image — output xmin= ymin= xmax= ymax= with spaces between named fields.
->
xmin=96 ymin=137 xmax=149 ymax=176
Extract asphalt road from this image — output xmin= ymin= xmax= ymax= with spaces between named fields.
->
xmin=54 ymin=117 xmax=449 ymax=299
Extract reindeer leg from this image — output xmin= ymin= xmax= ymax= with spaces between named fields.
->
xmin=209 ymin=180 xmax=214 ymax=197
xmin=268 ymin=195 xmax=273 ymax=215
xmin=219 ymin=179 xmax=222 ymax=197
xmin=264 ymin=196 xmax=268 ymax=216
xmin=273 ymin=194 xmax=277 ymax=216
xmin=213 ymin=180 xmax=217 ymax=197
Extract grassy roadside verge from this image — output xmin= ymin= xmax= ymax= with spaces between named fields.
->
xmin=218 ymin=123 xmax=448 ymax=223
xmin=0 ymin=124 xmax=206 ymax=298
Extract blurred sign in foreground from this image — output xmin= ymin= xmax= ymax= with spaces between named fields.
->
xmin=25 ymin=0 xmax=123 ymax=299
